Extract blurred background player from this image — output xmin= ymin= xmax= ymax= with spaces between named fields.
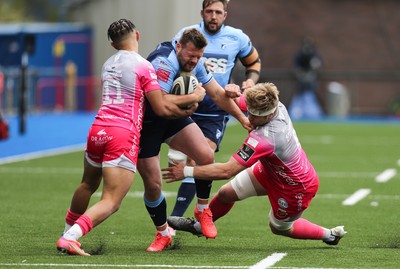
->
xmin=164 ymin=83 xmax=347 ymax=246
xmin=289 ymin=36 xmax=323 ymax=119
xmin=168 ymin=0 xmax=261 ymax=220
xmin=138 ymin=27 xmax=251 ymax=243
xmin=56 ymin=19 xmax=196 ymax=255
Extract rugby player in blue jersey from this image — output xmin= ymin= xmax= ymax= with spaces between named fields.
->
xmin=168 ymin=0 xmax=261 ymax=226
xmin=138 ymin=28 xmax=252 ymax=251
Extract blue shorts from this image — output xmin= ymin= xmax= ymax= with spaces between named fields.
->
xmin=191 ymin=113 xmax=229 ymax=152
xmin=139 ymin=116 xmax=194 ymax=158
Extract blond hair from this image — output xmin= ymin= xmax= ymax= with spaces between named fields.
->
xmin=245 ymin=83 xmax=279 ymax=115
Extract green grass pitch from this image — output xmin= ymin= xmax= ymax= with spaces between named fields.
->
xmin=0 ymin=121 xmax=399 ymax=269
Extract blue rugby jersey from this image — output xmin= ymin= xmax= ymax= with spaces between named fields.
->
xmin=173 ymin=22 xmax=254 ymax=116
xmin=147 ymin=41 xmax=213 ymax=94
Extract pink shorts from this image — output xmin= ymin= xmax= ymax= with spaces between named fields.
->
xmin=85 ymin=125 xmax=139 ymax=172
xmin=252 ymin=162 xmax=319 ymax=221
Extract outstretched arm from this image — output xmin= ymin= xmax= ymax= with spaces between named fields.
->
xmin=162 ymin=156 xmax=246 ymax=183
xmin=204 ymin=79 xmax=252 ymax=131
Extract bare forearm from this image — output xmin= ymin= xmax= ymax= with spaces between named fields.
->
xmin=192 ymin=163 xmax=233 ymax=180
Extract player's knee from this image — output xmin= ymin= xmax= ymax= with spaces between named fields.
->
xmin=269 ymin=222 xmax=292 ymax=236
xmin=80 ymin=181 xmax=100 ymax=194
xmin=216 ymin=185 xmax=235 ymax=204
xmin=196 ymin=148 xmax=214 ymax=165
xmin=268 ymin=211 xmax=293 ymax=236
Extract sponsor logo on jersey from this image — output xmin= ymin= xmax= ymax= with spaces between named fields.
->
xmin=216 ymin=129 xmax=222 ymax=140
xmin=203 ymin=53 xmax=228 ymax=74
xmin=276 ymin=208 xmax=288 ymax=219
xmin=97 ymin=129 xmax=107 ymax=136
xmin=157 ymin=68 xmax=170 ymax=83
xmin=247 ymin=137 xmax=259 ymax=148
xmin=278 ymin=198 xmax=288 ymax=209
xmin=236 ymin=144 xmax=255 ymax=162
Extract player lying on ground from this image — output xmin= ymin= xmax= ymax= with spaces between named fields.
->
xmin=163 ymin=82 xmax=347 ymax=245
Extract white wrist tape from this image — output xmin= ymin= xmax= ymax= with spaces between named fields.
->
xmin=183 ymin=166 xmax=194 ymax=178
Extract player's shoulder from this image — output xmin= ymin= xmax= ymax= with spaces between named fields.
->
xmin=222 ymin=25 xmax=247 ymax=36
xmin=173 ymin=24 xmax=201 ymax=41
xmin=218 ymin=25 xmax=250 ymax=44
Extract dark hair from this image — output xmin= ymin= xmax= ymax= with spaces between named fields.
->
xmin=179 ymin=28 xmax=208 ymax=49
xmin=107 ymin=19 xmax=136 ymax=43
xmin=202 ymin=0 xmax=228 ymax=11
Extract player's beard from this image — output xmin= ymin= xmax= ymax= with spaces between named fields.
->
xmin=205 ymin=21 xmax=222 ymax=34
xmin=177 ymin=52 xmax=196 ymax=72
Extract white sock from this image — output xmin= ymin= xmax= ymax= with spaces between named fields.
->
xmin=63 ymin=223 xmax=83 ymax=241
xmin=63 ymin=223 xmax=72 ymax=235
xmin=159 ymin=227 xmax=169 ymax=236
xmin=323 ymin=228 xmax=335 ymax=241
xmin=196 ymin=203 xmax=209 ymax=212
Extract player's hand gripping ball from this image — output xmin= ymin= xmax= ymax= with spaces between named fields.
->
xmin=171 ymin=72 xmax=198 ymax=95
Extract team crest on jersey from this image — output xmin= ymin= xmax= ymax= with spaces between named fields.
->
xmin=236 ymin=144 xmax=255 ymax=162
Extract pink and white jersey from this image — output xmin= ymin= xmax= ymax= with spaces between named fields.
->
xmin=233 ymin=102 xmax=317 ymax=189
xmin=94 ymin=50 xmax=160 ymax=137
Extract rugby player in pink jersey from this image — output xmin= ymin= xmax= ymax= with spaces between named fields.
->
xmin=56 ymin=19 xmax=205 ymax=256
xmin=164 ymin=82 xmax=347 ymax=246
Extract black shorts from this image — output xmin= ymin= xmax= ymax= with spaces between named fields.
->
xmin=191 ymin=114 xmax=229 ymax=152
xmin=139 ymin=116 xmax=194 ymax=158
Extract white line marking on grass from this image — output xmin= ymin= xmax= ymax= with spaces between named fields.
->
xmin=249 ymin=253 xmax=287 ymax=269
xmin=317 ymin=193 xmax=400 ymax=200
xmin=0 ymin=263 xmax=353 ymax=269
xmin=0 ymin=263 xmax=248 ymax=268
xmin=375 ymin=168 xmax=397 ymax=183
xmin=0 ymin=144 xmax=85 ymax=165
xmin=0 ymin=167 xmax=82 ymax=174
xmin=342 ymin=188 xmax=371 ymax=205
xmin=94 ymin=191 xmax=178 ymax=198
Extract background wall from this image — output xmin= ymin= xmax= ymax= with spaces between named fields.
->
xmin=51 ymin=0 xmax=400 ymax=116
xmin=67 ymin=0 xmax=201 ymax=76
xmin=226 ymin=0 xmax=400 ymax=115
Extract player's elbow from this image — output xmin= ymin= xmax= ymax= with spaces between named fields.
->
xmin=153 ymin=107 xmax=171 ymax=118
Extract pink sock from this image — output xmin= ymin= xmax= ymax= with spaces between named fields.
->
xmin=291 ymin=218 xmax=325 ymax=240
xmin=65 ymin=208 xmax=82 ymax=226
xmin=75 ymin=214 xmax=93 ymax=236
xmin=209 ymin=195 xmax=234 ymax=222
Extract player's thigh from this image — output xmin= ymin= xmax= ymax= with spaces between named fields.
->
xmin=81 ymin=157 xmax=103 ymax=189
xmin=229 ymin=167 xmax=266 ymax=201
xmin=101 ymin=166 xmax=135 ymax=202
xmin=168 ymin=123 xmax=214 ymax=165
xmin=247 ymin=166 xmax=268 ymax=196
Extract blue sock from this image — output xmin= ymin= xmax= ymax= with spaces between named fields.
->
xmin=171 ymin=182 xmax=196 ymax=217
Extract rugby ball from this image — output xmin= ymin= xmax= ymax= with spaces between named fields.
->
xmin=171 ymin=72 xmax=198 ymax=95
